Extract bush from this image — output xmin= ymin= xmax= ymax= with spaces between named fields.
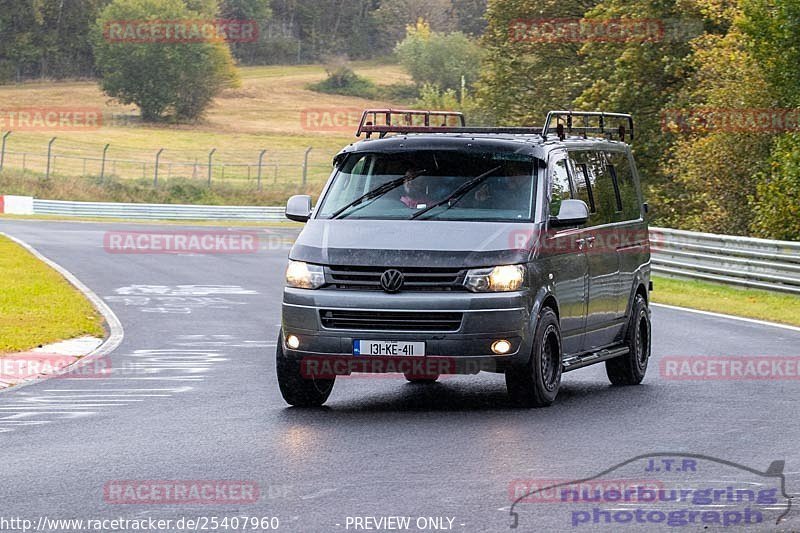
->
xmin=395 ymin=20 xmax=483 ymax=93
xmin=93 ymin=0 xmax=240 ymax=122
xmin=308 ymin=65 xmax=379 ymax=99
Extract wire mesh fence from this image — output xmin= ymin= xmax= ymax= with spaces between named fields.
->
xmin=0 ymin=135 xmax=335 ymax=190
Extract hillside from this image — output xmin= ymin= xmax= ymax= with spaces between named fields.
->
xmin=0 ymin=63 xmax=410 ymax=203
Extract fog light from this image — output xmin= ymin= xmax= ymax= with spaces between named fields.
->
xmin=286 ymin=334 xmax=300 ymax=349
xmin=492 ymin=339 xmax=512 ymax=355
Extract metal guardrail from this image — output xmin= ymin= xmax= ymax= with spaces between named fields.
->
xmin=650 ymin=227 xmax=800 ymax=294
xmin=33 ymin=199 xmax=285 ymax=221
xmin=24 ymin=198 xmax=800 ymax=294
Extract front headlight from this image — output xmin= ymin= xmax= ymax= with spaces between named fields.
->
xmin=464 ymin=264 xmax=525 ymax=292
xmin=286 ymin=261 xmax=325 ymax=289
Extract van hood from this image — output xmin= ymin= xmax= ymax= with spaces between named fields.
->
xmin=289 ymin=219 xmax=538 ymax=268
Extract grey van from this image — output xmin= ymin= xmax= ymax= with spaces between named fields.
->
xmin=277 ymin=109 xmax=651 ymax=407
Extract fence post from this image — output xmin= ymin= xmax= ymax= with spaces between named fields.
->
xmin=208 ymin=148 xmax=216 ymax=187
xmin=302 ymin=146 xmax=313 ymax=188
xmin=154 ymin=148 xmax=164 ymax=187
xmin=257 ymin=149 xmax=266 ymax=191
xmin=100 ymin=143 xmax=110 ymax=181
xmin=45 ymin=137 xmax=57 ymax=179
xmin=0 ymin=131 xmax=11 ymax=171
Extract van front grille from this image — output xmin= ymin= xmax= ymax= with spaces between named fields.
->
xmin=326 ymin=265 xmax=466 ymax=291
xmin=320 ymin=310 xmax=463 ymax=331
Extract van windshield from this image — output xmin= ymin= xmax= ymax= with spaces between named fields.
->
xmin=317 ymin=150 xmax=539 ymax=221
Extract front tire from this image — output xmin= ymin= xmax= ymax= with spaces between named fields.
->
xmin=606 ymin=293 xmax=651 ymax=385
xmin=276 ymin=332 xmax=335 ymax=407
xmin=505 ymin=308 xmax=562 ymax=407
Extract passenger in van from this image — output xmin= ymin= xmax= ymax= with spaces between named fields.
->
xmin=400 ymin=167 xmax=431 ymax=208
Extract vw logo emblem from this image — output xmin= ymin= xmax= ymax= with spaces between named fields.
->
xmin=380 ymin=269 xmax=404 ymax=293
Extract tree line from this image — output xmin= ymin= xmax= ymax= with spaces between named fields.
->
xmin=0 ymin=0 xmax=796 ymax=239
xmin=477 ymin=0 xmax=799 ymax=240
xmin=0 ymin=0 xmax=487 ymax=81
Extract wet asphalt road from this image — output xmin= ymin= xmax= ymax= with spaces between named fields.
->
xmin=0 ymin=219 xmax=799 ymax=533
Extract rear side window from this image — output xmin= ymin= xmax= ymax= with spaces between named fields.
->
xmin=570 ymin=149 xmax=642 ymax=226
xmin=606 ymin=150 xmax=642 ymax=221
xmin=570 ymin=150 xmax=620 ymax=225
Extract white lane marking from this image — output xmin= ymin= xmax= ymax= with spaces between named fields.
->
xmin=114 ymin=285 xmax=258 ymax=296
xmin=37 ymin=394 xmax=173 ymax=398
xmin=43 ymin=388 xmax=194 ymax=393
xmin=0 ymin=345 xmax=225 ymax=433
xmin=63 ymin=376 xmax=205 ymax=381
xmin=652 ymin=303 xmax=800 ymax=333
xmin=106 ymin=289 xmax=256 ymax=314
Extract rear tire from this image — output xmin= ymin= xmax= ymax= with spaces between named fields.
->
xmin=276 ymin=331 xmax=335 ymax=407
xmin=606 ymin=294 xmax=651 ymax=385
xmin=505 ymin=308 xmax=562 ymax=407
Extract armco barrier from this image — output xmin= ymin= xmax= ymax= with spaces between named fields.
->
xmin=8 ymin=196 xmax=800 ymax=294
xmin=32 ymin=198 xmax=285 ymax=221
xmin=650 ymin=227 xmax=800 ymax=294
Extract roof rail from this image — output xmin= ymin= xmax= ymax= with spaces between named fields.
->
xmin=357 ymin=109 xmax=466 ymax=138
xmin=542 ymin=111 xmax=634 ymax=142
xmin=354 ymin=108 xmax=634 ymax=142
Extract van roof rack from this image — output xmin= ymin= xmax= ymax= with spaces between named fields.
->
xmin=543 ymin=111 xmax=634 ymax=142
xmin=355 ymin=109 xmax=634 ymax=142
xmin=356 ymin=109 xmax=544 ymax=138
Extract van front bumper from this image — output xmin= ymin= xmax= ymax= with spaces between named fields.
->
xmin=281 ymin=288 xmax=534 ymax=374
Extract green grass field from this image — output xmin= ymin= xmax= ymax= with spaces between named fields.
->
xmin=651 ymin=275 xmax=800 ymax=327
xmin=0 ymin=235 xmax=105 ymax=354
xmin=0 ymin=62 xmax=411 ymax=199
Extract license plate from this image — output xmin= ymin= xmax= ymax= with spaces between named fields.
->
xmin=354 ymin=340 xmax=425 ymax=356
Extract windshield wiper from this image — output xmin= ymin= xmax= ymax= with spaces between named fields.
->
xmin=329 ymin=170 xmax=427 ymax=219
xmin=409 ymin=165 xmax=502 ymax=220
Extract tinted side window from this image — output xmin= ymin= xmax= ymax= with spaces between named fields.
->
xmin=549 ymin=156 xmax=573 ymax=216
xmin=607 ymin=150 xmax=642 ymax=221
xmin=586 ymin=151 xmax=619 ymax=226
xmin=570 ymin=150 xmax=620 ymax=226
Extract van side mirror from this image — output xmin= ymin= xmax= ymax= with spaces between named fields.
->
xmin=549 ymin=199 xmax=589 ymax=228
xmin=285 ymin=195 xmax=312 ymax=222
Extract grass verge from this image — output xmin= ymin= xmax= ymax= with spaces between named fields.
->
xmin=0 ymin=235 xmax=104 ymax=354
xmin=652 ymin=275 xmax=800 ymax=327
xmin=0 ymin=169 xmax=324 ymax=205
